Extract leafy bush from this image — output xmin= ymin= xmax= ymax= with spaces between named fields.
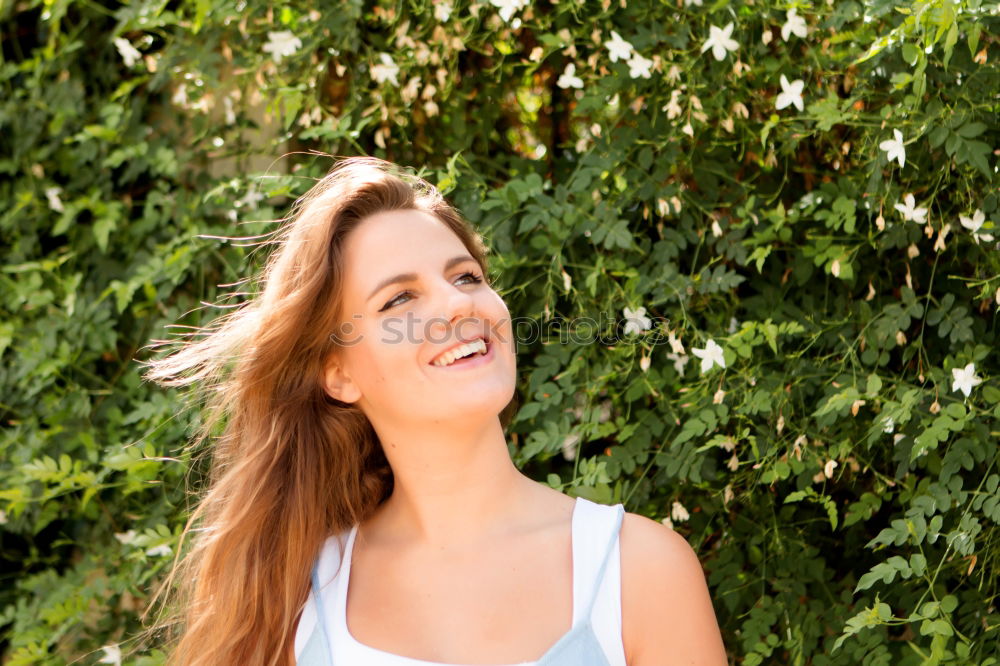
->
xmin=1 ymin=0 xmax=998 ymax=663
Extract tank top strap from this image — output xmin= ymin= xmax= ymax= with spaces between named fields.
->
xmin=298 ymin=531 xmax=350 ymax=665
xmin=310 ymin=562 xmax=335 ymax=661
xmin=575 ymin=500 xmax=626 ymax=623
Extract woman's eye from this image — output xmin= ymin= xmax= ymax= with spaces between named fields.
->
xmin=379 ymin=272 xmax=484 ymax=312
xmin=380 ymin=292 xmax=412 ymax=311
xmin=457 ymin=271 xmax=484 ymax=286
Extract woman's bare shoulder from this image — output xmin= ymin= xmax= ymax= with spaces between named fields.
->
xmin=619 ymin=511 xmax=729 ymax=665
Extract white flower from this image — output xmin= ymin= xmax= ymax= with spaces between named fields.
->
xmin=237 ymin=188 xmax=265 ymax=209
xmin=640 ymin=354 xmax=651 ymax=372
xmin=713 ymin=389 xmax=726 ymax=404
xmin=671 ymin=501 xmax=690 ymax=522
xmin=727 ymin=317 xmax=740 ymax=334
xmin=933 ymin=223 xmax=951 ymax=253
xmin=623 ymin=306 xmax=652 ymax=335
xmin=557 ymin=63 xmax=584 ymax=89
xmin=662 ymin=89 xmax=683 ymax=119
xmin=561 ymin=433 xmax=581 ymax=461
xmin=262 ymin=31 xmax=301 ymax=63
xmin=490 ymin=0 xmax=528 ymax=23
xmin=824 ymin=459 xmax=838 ymax=479
xmin=894 ymin=193 xmax=928 ymax=224
xmin=781 ymin=8 xmax=808 ymax=41
xmin=171 ymin=84 xmax=188 ymax=107
xmin=951 ymin=362 xmax=983 ymax=398
xmin=661 ymin=516 xmax=674 ymax=529
xmin=684 ymin=0 xmax=704 ymax=5
xmin=114 ymin=530 xmax=137 ymax=545
xmin=691 ymin=339 xmax=726 ymax=373
xmin=960 ymin=209 xmax=994 ymax=243
xmin=882 ymin=416 xmax=895 ymax=433
xmin=145 ymin=544 xmax=173 ymax=557
xmin=666 ymin=352 xmax=689 ymax=374
xmin=775 ymin=74 xmax=805 ymax=112
xmin=371 ymin=53 xmax=400 ymax=86
xmin=627 ymin=53 xmax=653 ymax=79
xmin=223 ymin=95 xmax=236 ymax=124
xmin=959 ymin=208 xmax=986 ymax=233
xmin=604 ymin=30 xmax=634 ymax=63
xmin=98 ymin=644 xmax=122 ymax=666
xmin=793 ymin=434 xmax=808 ymax=453
xmin=44 ymin=186 xmax=64 ymax=213
xmin=701 ymin=23 xmax=739 ymax=62
xmin=668 ymin=330 xmax=685 ymax=355
xmin=879 ymin=129 xmax=906 ymax=168
xmin=113 ymin=37 xmax=142 ymax=68
xmin=434 ymin=1 xmax=453 ymax=22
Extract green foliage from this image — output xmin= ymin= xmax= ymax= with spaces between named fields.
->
xmin=2 ymin=0 xmax=999 ymax=663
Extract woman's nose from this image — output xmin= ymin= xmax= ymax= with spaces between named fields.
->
xmin=428 ymin=280 xmax=477 ymax=342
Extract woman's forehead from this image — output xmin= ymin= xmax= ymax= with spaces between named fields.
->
xmin=340 ymin=210 xmax=474 ymax=298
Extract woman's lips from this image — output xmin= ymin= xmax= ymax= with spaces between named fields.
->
xmin=429 ymin=339 xmax=494 ymax=369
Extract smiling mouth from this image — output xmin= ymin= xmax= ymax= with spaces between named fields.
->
xmin=429 ymin=337 xmax=491 ymax=367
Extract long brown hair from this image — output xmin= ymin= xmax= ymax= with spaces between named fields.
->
xmin=142 ymin=156 xmax=518 ymax=665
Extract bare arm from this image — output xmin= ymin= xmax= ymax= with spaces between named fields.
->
xmin=619 ymin=512 xmax=728 ymax=666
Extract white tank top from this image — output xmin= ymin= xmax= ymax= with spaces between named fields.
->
xmin=294 ymin=496 xmax=627 ymax=666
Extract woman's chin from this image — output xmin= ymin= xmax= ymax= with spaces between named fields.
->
xmin=422 ymin=392 xmax=514 ymax=423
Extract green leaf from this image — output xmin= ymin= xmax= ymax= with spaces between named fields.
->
xmin=943 ymin=22 xmax=959 ymax=70
xmin=866 ymin=374 xmax=882 ymax=397
xmin=808 ymin=96 xmax=850 ymax=132
xmin=963 ymin=140 xmax=992 ymax=178
xmin=784 ymin=490 xmax=809 ymax=503
xmin=93 ymin=217 xmax=115 ymax=253
xmin=968 ymin=23 xmax=981 ymax=57
xmin=920 ymin=619 xmax=954 ymax=636
xmin=901 ymin=43 xmax=920 ymax=66
xmin=957 ymin=122 xmax=987 ymax=139
xmin=929 ymin=126 xmax=949 ymax=149
xmin=857 ymin=560 xmax=904 ymax=591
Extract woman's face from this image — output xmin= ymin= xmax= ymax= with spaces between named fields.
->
xmin=324 ymin=208 xmax=517 ymax=427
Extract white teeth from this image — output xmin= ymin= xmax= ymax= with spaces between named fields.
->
xmin=432 ymin=338 xmax=487 ymax=366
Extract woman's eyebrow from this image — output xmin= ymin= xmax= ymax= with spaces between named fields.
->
xmin=365 ymin=254 xmax=477 ymax=303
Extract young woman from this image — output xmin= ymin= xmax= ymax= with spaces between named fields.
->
xmin=145 ymin=156 xmax=727 ymax=666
